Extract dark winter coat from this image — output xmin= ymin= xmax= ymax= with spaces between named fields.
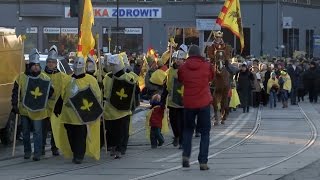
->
xmin=303 ymin=67 xmax=320 ymax=93
xmin=236 ymin=70 xmax=254 ymax=107
xmin=287 ymin=65 xmax=302 ymax=88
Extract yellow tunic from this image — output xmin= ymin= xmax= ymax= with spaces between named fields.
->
xmin=15 ymin=72 xmax=51 ymax=120
xmin=56 ymin=74 xmax=101 ymax=160
xmin=166 ymin=67 xmax=183 ymax=108
xmin=44 ymin=71 xmax=70 ymax=115
xmin=145 ymin=106 xmax=169 ymax=140
xmin=267 ymin=78 xmax=279 ymax=94
xmin=103 ymin=73 xmax=134 ymax=120
xmin=282 ymin=74 xmax=292 ymax=93
xmin=229 ymin=88 xmax=240 ymax=108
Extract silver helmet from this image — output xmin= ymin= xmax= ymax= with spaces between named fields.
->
xmin=46 ymin=45 xmax=58 ymax=63
xmin=86 ymin=55 xmax=96 ymax=73
xmin=73 ymin=56 xmax=85 ymax=76
xmin=108 ymin=54 xmax=125 ymax=74
xmin=29 ymin=48 xmax=40 ymax=64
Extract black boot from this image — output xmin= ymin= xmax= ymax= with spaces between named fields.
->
xmin=243 ymin=107 xmax=246 ymax=113
xmin=246 ymin=106 xmax=249 ymax=113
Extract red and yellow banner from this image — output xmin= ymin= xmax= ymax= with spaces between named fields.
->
xmin=216 ymin=0 xmax=244 ymax=52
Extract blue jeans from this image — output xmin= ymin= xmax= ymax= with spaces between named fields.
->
xmin=280 ymin=90 xmax=289 ymax=102
xmin=269 ymin=91 xmax=277 ymax=108
xmin=21 ymin=116 xmax=43 ymax=157
xmin=150 ymin=127 xmax=164 ymax=147
xmin=183 ymin=105 xmax=211 ymax=164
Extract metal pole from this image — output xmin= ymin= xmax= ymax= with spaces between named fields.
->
xmin=260 ymin=0 xmax=264 ymax=56
xmin=234 ymin=34 xmax=236 ymax=54
xmin=116 ymin=0 xmax=119 ymax=53
xmin=292 ymin=28 xmax=294 ymax=55
xmin=78 ymin=0 xmax=84 ymax=41
xmin=277 ymin=0 xmax=280 ymax=56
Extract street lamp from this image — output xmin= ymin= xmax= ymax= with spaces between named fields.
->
xmin=116 ymin=0 xmax=119 ymax=53
xmin=260 ymin=0 xmax=264 ymax=56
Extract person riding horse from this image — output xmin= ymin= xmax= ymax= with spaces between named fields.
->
xmin=206 ymin=31 xmax=234 ymax=126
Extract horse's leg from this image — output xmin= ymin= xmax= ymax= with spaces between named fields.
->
xmin=212 ymin=95 xmax=220 ymax=126
xmin=221 ymin=91 xmax=229 ymax=123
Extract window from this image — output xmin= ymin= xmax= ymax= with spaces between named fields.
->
xmin=43 ymin=27 xmax=78 ymax=56
xmin=25 ymin=27 xmax=38 ymax=54
xmin=102 ymin=27 xmax=143 ymax=54
xmin=168 ymin=27 xmax=199 ymax=49
xmin=306 ymin=29 xmax=314 ymax=58
xmin=283 ymin=28 xmax=299 ymax=57
xmin=60 ymin=28 xmax=78 ymax=56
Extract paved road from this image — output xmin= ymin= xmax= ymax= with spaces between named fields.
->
xmin=1 ymin=101 xmax=320 ymax=180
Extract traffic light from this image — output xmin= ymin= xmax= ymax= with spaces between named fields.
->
xmin=70 ymin=0 xmax=79 ymax=17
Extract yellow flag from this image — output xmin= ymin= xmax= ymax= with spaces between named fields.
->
xmin=216 ymin=0 xmax=244 ymax=52
xmin=80 ymin=0 xmax=95 ymax=58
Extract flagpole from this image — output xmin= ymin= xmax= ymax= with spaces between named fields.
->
xmin=78 ymin=0 xmax=84 ymax=47
xmin=96 ymin=33 xmax=108 ymax=156
xmin=202 ymin=30 xmax=214 ymax=56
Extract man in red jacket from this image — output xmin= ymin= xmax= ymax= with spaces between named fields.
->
xmin=178 ymin=45 xmax=214 ymax=171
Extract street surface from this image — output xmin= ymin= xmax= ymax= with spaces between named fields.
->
xmin=1 ymin=101 xmax=320 ymax=180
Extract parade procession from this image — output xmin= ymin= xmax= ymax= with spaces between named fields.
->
xmin=1 ymin=0 xmax=320 ymax=180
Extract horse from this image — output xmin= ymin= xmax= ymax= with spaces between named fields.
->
xmin=206 ymin=42 xmax=232 ymax=126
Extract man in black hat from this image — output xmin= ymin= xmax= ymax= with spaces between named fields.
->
xmin=287 ymin=58 xmax=302 ymax=105
xmin=303 ymin=61 xmax=320 ymax=103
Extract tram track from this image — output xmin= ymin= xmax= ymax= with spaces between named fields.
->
xmin=0 ymin=108 xmax=148 ymax=167
xmin=6 ymin=106 xmax=257 ymax=180
xmin=129 ymin=103 xmax=317 ymax=180
xmin=2 ymin=103 xmax=316 ymax=180
xmin=128 ymin=106 xmax=262 ymax=180
xmin=227 ymin=103 xmax=317 ymax=180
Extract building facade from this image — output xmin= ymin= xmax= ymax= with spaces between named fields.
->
xmin=1 ymin=0 xmax=320 ymax=57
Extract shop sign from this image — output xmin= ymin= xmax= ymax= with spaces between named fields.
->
xmin=283 ymin=17 xmax=293 ymax=29
xmin=313 ymin=35 xmax=320 ymax=47
xmin=43 ymin=27 xmax=60 ymax=34
xmin=61 ymin=28 xmax=78 ymax=34
xmin=65 ymin=7 xmax=162 ymax=18
xmin=196 ymin=19 xmax=221 ymax=31
xmin=124 ymin=28 xmax=142 ymax=34
xmin=26 ymin=27 xmax=38 ymax=34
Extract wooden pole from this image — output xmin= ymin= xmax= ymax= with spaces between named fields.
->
xmin=96 ymin=34 xmax=108 ymax=156
xmin=12 ymin=34 xmax=26 ymax=157
xmin=202 ymin=30 xmax=214 ymax=56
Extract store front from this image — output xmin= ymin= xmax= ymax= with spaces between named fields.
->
xmin=43 ymin=27 xmax=78 ymax=55
xmin=102 ymin=27 xmax=143 ymax=54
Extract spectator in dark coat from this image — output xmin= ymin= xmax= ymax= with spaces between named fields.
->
xmin=303 ymin=61 xmax=319 ymax=103
xmin=287 ymin=59 xmax=302 ymax=105
xmin=297 ymin=64 xmax=305 ymax=102
xmin=237 ymin=63 xmax=254 ymax=113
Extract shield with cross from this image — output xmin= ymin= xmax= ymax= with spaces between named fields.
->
xmin=69 ymin=86 xmax=103 ymax=124
xmin=109 ymin=76 xmax=136 ymax=111
xmin=171 ymin=78 xmax=184 ymax=107
xmin=23 ymin=76 xmax=51 ymax=112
